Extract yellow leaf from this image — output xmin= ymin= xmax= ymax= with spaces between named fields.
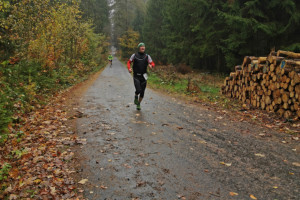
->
xmin=34 ymin=179 xmax=42 ymax=184
xmin=220 ymin=162 xmax=232 ymax=166
xmin=273 ymin=186 xmax=278 ymax=189
xmin=254 ymin=153 xmax=265 ymax=158
xmin=78 ymin=179 xmax=88 ymax=184
xmin=250 ymin=194 xmax=257 ymax=199
xmin=229 ymin=192 xmax=238 ymax=196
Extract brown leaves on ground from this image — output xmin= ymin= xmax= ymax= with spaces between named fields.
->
xmin=0 ymin=93 xmax=84 ymax=199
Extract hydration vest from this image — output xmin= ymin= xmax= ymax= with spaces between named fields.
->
xmin=133 ymin=53 xmax=148 ymax=75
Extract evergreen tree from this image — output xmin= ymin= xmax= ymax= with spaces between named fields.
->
xmin=80 ymin=0 xmax=110 ymax=33
xmin=142 ymin=0 xmax=167 ymax=63
xmin=140 ymin=0 xmax=299 ymax=72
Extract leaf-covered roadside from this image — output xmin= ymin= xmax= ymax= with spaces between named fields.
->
xmin=0 ymin=89 xmax=88 ymax=199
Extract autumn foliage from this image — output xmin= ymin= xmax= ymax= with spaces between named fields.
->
xmin=118 ymin=29 xmax=140 ymax=59
xmin=0 ymin=0 xmax=109 ymax=133
xmin=0 ymin=0 xmax=109 ymax=197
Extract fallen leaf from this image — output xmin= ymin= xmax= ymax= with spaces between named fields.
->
xmin=4 ymin=185 xmax=12 ymax=193
xmin=220 ymin=162 xmax=232 ymax=167
xmin=254 ymin=153 xmax=265 ymax=158
xmin=78 ymin=179 xmax=88 ymax=184
xmin=265 ymin=124 xmax=273 ymax=128
xmin=9 ymin=168 xmax=19 ymax=179
xmin=9 ymin=194 xmax=18 ymax=200
xmin=250 ymin=194 xmax=257 ymax=199
xmin=50 ymin=187 xmax=56 ymax=195
xmin=34 ymin=179 xmax=42 ymax=184
xmin=100 ymin=185 xmax=108 ymax=189
xmin=292 ymin=162 xmax=300 ymax=167
xmin=229 ymin=192 xmax=238 ymax=196
xmin=273 ymin=186 xmax=278 ymax=189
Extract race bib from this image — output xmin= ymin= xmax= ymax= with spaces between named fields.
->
xmin=143 ymin=73 xmax=148 ymax=80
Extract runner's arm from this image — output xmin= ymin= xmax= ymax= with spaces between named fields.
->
xmin=127 ymin=60 xmax=132 ymax=70
xmin=127 ymin=54 xmax=135 ymax=72
xmin=148 ymin=55 xmax=155 ymax=68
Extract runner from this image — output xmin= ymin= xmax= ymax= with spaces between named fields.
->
xmin=127 ymin=43 xmax=155 ymax=110
xmin=108 ymin=54 xmax=113 ymax=67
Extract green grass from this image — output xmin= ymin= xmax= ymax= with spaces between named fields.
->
xmin=198 ymin=84 xmax=219 ymax=94
xmin=147 ymin=70 xmax=239 ymax=110
xmin=148 ymin=72 xmax=188 ymax=93
xmin=148 ymin=71 xmax=219 ymax=96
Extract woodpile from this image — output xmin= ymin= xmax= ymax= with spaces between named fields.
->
xmin=222 ymin=50 xmax=300 ymax=119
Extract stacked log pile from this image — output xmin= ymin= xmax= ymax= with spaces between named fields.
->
xmin=222 ymin=50 xmax=300 ymax=119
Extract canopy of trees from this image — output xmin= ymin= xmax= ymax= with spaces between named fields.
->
xmin=116 ymin=0 xmax=300 ymax=72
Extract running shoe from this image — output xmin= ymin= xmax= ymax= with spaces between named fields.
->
xmin=136 ymin=103 xmax=141 ymax=110
xmin=134 ymin=96 xmax=139 ymax=105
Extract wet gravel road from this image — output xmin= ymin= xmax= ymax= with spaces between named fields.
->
xmin=75 ymin=58 xmax=299 ymax=200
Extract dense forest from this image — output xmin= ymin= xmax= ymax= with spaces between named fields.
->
xmin=0 ymin=0 xmax=110 ymax=134
xmin=115 ymin=0 xmax=300 ymax=72
xmin=1 ymin=0 xmax=300 ymax=132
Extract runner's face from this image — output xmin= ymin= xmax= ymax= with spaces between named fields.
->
xmin=139 ymin=46 xmax=145 ymax=53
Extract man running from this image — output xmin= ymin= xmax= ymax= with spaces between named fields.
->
xmin=127 ymin=43 xmax=155 ymax=110
xmin=108 ymin=54 xmax=113 ymax=67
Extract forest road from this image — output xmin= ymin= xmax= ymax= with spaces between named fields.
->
xmin=74 ymin=58 xmax=299 ymax=200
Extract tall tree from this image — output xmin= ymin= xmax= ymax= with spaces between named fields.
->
xmin=80 ymin=0 xmax=110 ymax=33
xmin=142 ymin=0 xmax=167 ymax=63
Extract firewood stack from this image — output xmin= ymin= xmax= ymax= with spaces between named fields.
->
xmin=222 ymin=50 xmax=300 ymax=119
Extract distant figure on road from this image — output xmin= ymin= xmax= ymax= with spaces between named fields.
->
xmin=127 ymin=43 xmax=155 ymax=110
xmin=108 ymin=54 xmax=113 ymax=67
